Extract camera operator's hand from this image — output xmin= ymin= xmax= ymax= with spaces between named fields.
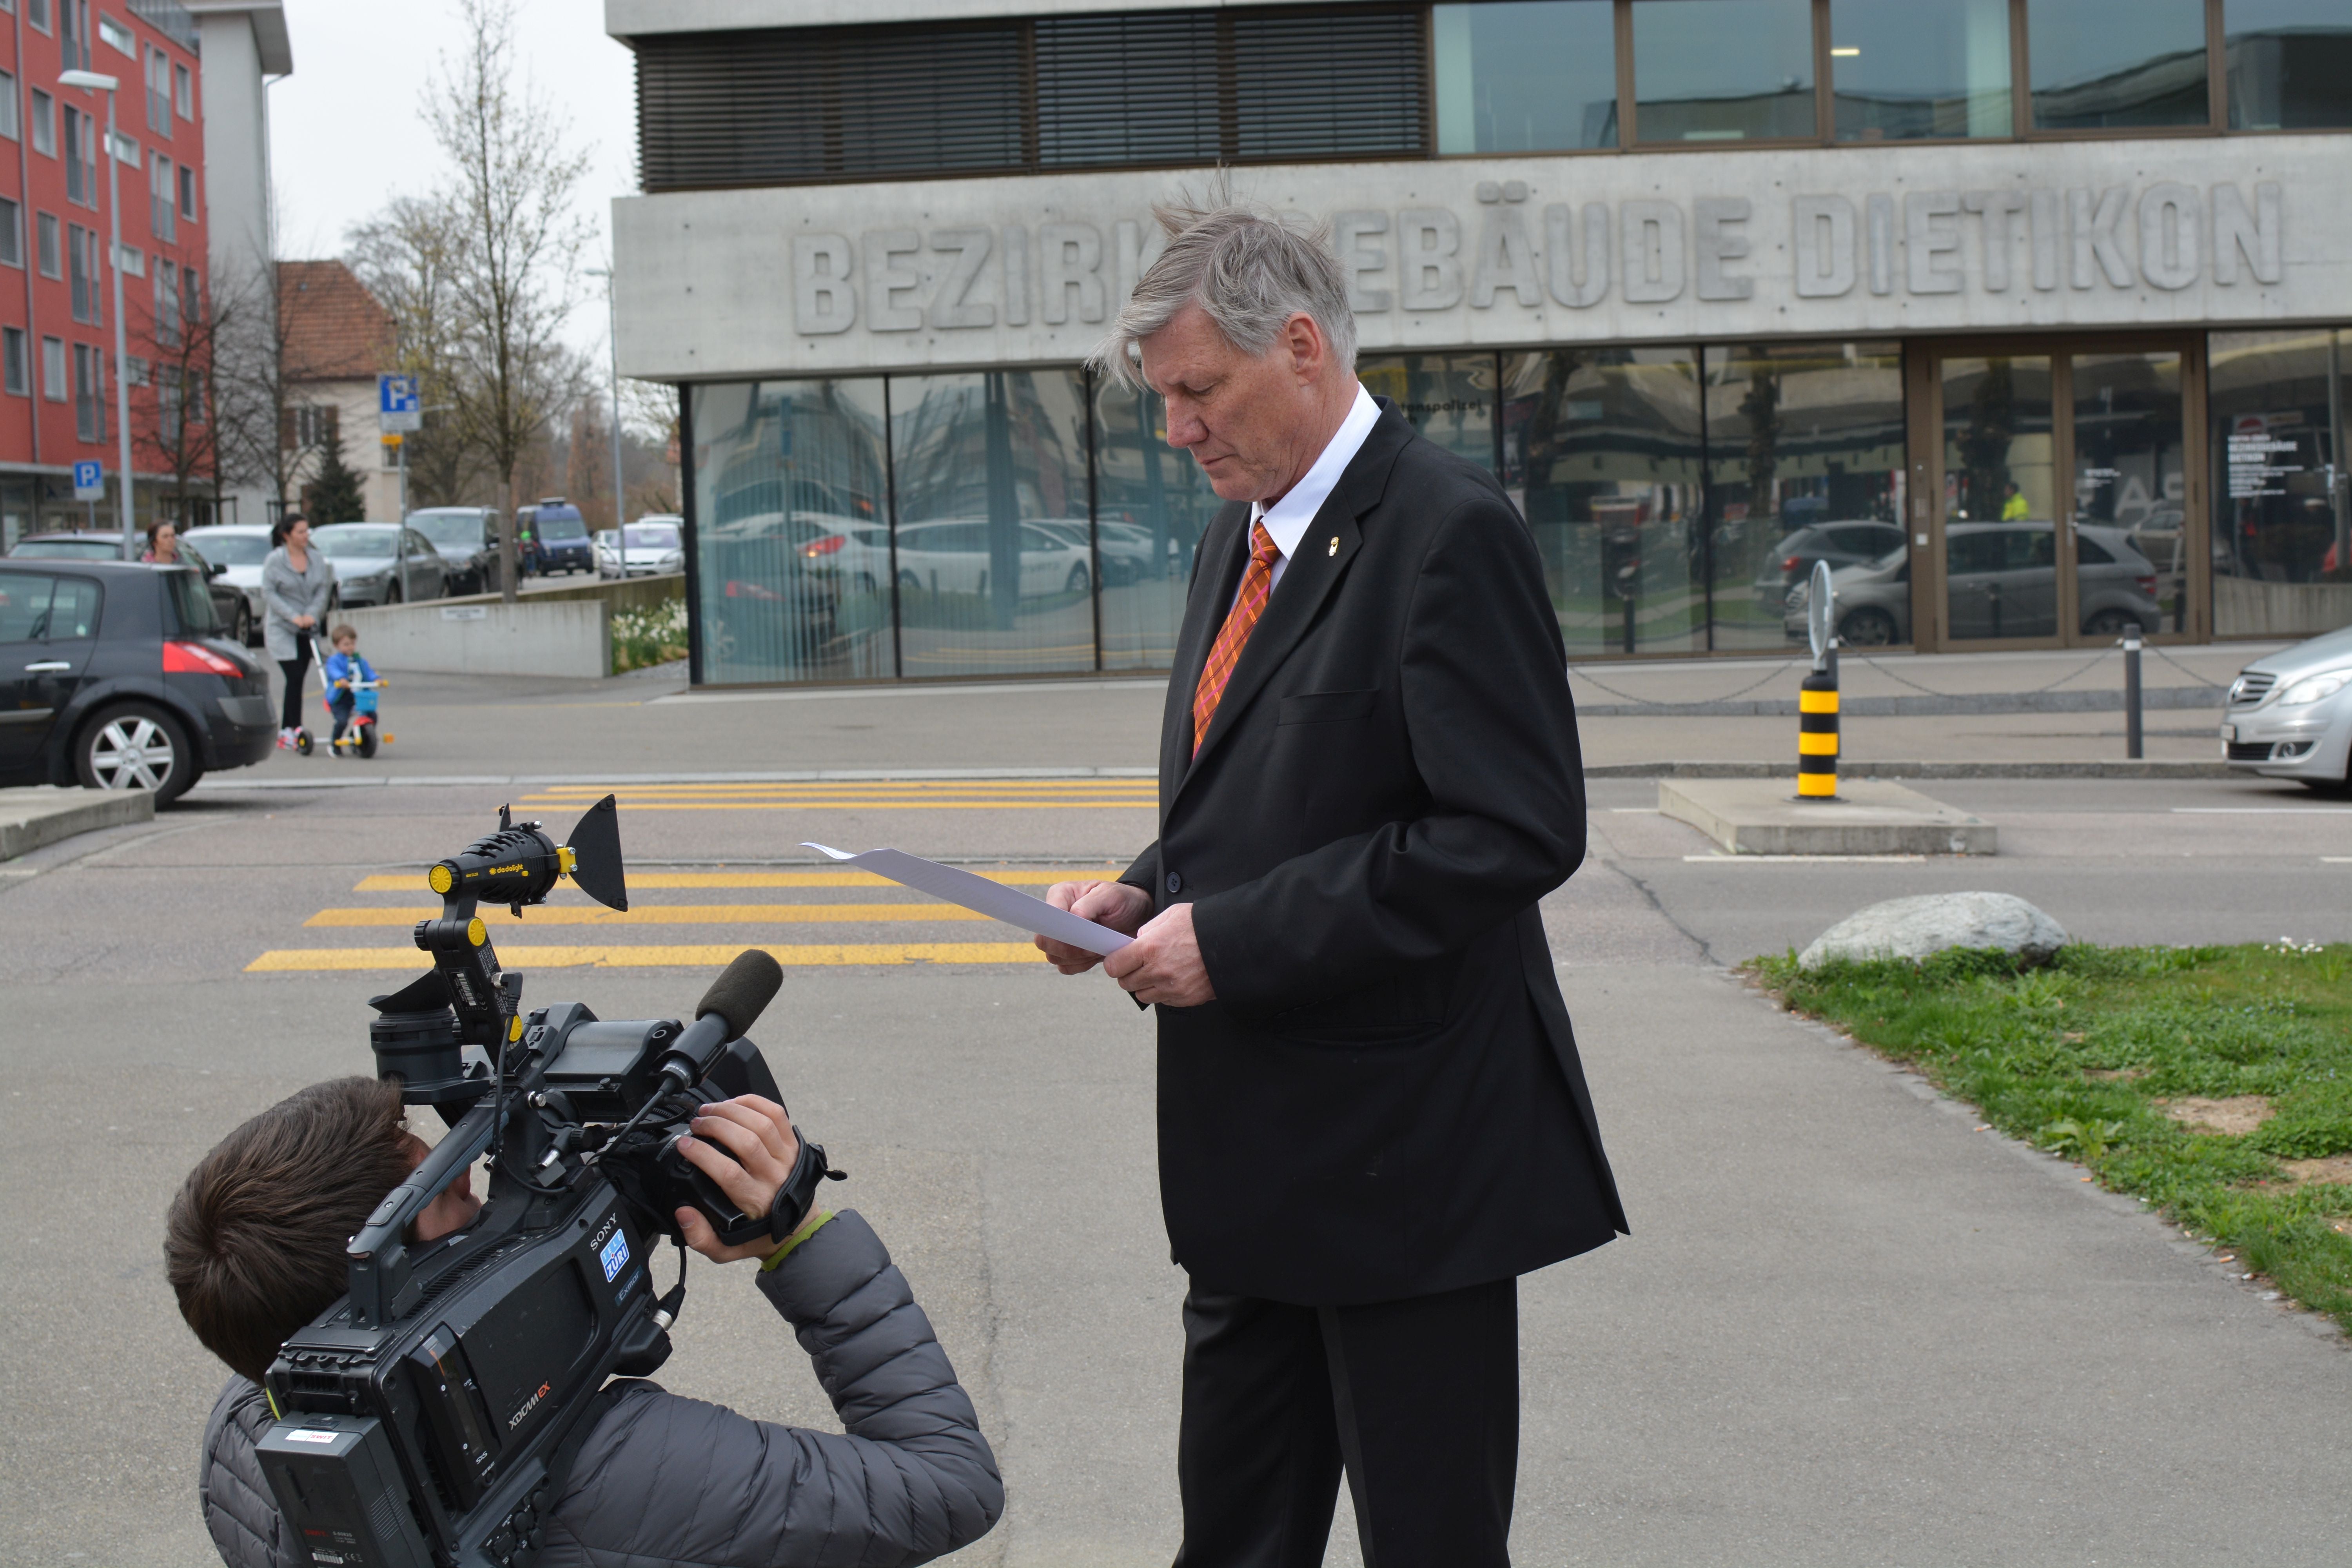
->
xmin=671 ymin=1095 xmax=807 ymax=1264
xmin=1036 ymin=879 xmax=1153 ymax=973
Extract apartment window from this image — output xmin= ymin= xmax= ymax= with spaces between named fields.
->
xmin=30 ymin=89 xmax=53 ymax=156
xmin=73 ymin=341 xmax=103 ymax=441
xmin=62 ymin=0 xmax=89 ymax=71
xmin=1830 ymin=0 xmax=2012 ymax=140
xmin=176 ymin=163 xmax=194 ymax=221
xmin=36 ymin=212 xmax=57 ymax=277
xmin=1 ymin=327 xmax=24 ymax=397
xmin=0 ymin=70 xmax=16 ymax=142
xmin=290 ymin=402 xmax=338 ymax=452
xmin=66 ymin=222 xmax=94 ymax=323
xmin=0 ymin=198 xmax=19 ymax=268
xmin=62 ymin=105 xmax=91 ymax=205
xmin=2028 ymin=0 xmax=2210 ymax=130
xmin=98 ymin=11 xmax=130 ymax=56
xmin=2227 ymin=0 xmax=2352 ymax=129
xmin=149 ymin=153 xmax=173 ymax=241
xmin=152 ymin=260 xmax=176 ymax=344
xmin=144 ymin=45 xmax=168 ymax=133
xmin=1432 ymin=1 xmax=1620 ymax=153
xmin=180 ymin=262 xmax=198 ymax=324
xmin=26 ymin=0 xmax=46 ymax=33
xmin=39 ymin=334 xmax=62 ymax=400
xmin=173 ymin=60 xmax=190 ymax=118
xmin=114 ymin=241 xmax=141 ymax=277
xmin=1632 ymin=0 xmax=1818 ymax=143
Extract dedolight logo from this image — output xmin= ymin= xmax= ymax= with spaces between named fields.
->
xmin=507 ymin=1381 xmax=552 ymax=1430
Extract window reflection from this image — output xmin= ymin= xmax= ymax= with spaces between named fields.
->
xmin=2209 ymin=329 xmax=2352 ymax=638
xmin=2227 ymin=0 xmax=2352 ymax=130
xmin=2070 ymin=351 xmax=2181 ymax=635
xmin=1941 ymin=356 xmax=2057 ymax=640
xmin=1432 ymin=0 xmax=1619 ymax=153
xmin=1504 ymin=348 xmax=1706 ymax=656
xmin=1632 ymin=0 xmax=1817 ymax=143
xmin=1357 ymin=354 xmax=1499 ymax=476
xmin=1704 ymin=343 xmax=1908 ymax=650
xmin=693 ymin=378 xmax=893 ymax=683
xmin=889 ymin=369 xmax=1095 ymax=677
xmin=1093 ymin=377 xmax=1219 ymax=671
xmin=1831 ymin=0 xmax=2012 ymax=141
xmin=2028 ymin=0 xmax=2210 ymax=131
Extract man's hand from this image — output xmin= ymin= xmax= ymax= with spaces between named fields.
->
xmin=1036 ymin=879 xmax=1154 ymax=973
xmin=669 ymin=1094 xmax=804 ymax=1263
xmin=1104 ymin=902 xmax=1215 ymax=1007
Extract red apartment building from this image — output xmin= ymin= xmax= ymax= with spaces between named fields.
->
xmin=0 ymin=0 xmax=209 ymax=546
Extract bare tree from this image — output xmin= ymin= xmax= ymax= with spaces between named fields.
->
xmin=348 ymin=194 xmax=486 ymax=509
xmin=209 ymin=256 xmax=318 ymax=518
xmin=425 ymin=0 xmax=593 ymax=600
xmin=134 ymin=266 xmax=231 ymax=525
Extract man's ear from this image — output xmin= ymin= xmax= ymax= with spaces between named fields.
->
xmin=1284 ymin=312 xmax=1326 ymax=384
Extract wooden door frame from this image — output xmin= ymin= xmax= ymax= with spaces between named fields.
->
xmin=1908 ymin=331 xmax=2209 ymax=653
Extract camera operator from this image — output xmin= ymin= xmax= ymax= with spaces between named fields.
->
xmin=164 ymin=1077 xmax=1001 ymax=1568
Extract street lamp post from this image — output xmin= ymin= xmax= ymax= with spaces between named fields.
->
xmin=586 ymin=267 xmax=626 ymax=535
xmin=61 ymin=70 xmax=133 ymax=559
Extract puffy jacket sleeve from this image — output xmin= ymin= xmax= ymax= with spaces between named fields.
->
xmin=544 ymin=1209 xmax=1002 ymax=1568
xmin=197 ymin=1378 xmax=301 ymax=1568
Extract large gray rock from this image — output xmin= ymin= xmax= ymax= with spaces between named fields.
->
xmin=1798 ymin=892 xmax=2069 ymax=970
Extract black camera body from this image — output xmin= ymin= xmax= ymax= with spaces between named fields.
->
xmin=254 ymin=800 xmax=821 ymax=1568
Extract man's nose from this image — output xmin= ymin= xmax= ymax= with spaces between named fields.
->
xmin=1164 ymin=407 xmax=1206 ymax=449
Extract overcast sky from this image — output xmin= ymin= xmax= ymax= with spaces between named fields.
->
xmin=266 ymin=0 xmax=637 ymax=354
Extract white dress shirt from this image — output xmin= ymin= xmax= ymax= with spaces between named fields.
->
xmin=1243 ymin=383 xmax=1381 ymax=601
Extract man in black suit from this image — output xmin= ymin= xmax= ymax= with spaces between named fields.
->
xmin=1040 ymin=206 xmax=1624 ymax=1567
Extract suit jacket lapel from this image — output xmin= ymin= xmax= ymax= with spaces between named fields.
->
xmin=1171 ymin=404 xmax=1415 ymax=811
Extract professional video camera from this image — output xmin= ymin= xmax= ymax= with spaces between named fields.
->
xmin=252 ymin=797 xmax=841 ymax=1568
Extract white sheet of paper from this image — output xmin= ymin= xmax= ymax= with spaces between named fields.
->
xmin=801 ymin=843 xmax=1135 ymax=955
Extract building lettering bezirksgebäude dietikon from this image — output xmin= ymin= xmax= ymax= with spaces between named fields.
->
xmin=611 ymin=139 xmax=2341 ymax=382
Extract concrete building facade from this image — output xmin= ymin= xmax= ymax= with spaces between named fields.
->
xmin=606 ymin=0 xmax=2352 ymax=687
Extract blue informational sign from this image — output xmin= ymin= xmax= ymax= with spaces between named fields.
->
xmin=72 ymin=460 xmax=102 ymax=501
xmin=378 ymin=374 xmax=422 ymax=433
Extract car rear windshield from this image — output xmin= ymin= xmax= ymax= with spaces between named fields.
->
xmin=11 ymin=537 xmax=121 ymax=560
xmin=538 ymin=513 xmax=588 ymax=541
xmin=623 ymin=523 xmax=680 ymax=550
xmin=186 ymin=531 xmax=271 ymax=566
xmin=408 ymin=513 xmax=489 ymax=550
xmin=162 ymin=567 xmax=218 ymax=635
xmin=311 ymin=525 xmax=399 ymax=558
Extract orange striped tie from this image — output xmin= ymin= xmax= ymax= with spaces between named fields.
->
xmin=1191 ymin=521 xmax=1283 ymax=758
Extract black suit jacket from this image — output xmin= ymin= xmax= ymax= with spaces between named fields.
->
xmin=1122 ymin=398 xmax=1626 ymax=1307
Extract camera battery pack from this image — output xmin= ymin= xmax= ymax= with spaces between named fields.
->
xmin=257 ymin=1412 xmax=433 ymax=1568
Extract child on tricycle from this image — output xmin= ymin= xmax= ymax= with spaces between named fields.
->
xmin=313 ymin=623 xmax=393 ymax=758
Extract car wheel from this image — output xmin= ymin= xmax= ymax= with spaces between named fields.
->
xmin=230 ymin=602 xmax=250 ymax=646
xmin=385 ymin=579 xmax=403 ymax=606
xmin=1065 ymin=563 xmax=1091 ymax=595
xmin=1838 ymin=607 xmax=1899 ymax=647
xmin=2082 ymin=608 xmax=2137 ymax=637
xmin=899 ymin=569 xmax=921 ymax=593
xmin=76 ymin=702 xmax=198 ymax=803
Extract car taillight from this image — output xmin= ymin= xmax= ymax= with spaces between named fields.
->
xmin=1783 ymin=555 xmax=1803 ymax=571
xmin=2136 ymin=575 xmax=2158 ymax=594
xmin=800 ymin=534 xmax=847 ymax=558
xmin=164 ymin=639 xmax=242 ymax=676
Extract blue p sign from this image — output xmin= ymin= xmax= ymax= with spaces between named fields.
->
xmin=72 ymin=460 xmax=102 ymax=501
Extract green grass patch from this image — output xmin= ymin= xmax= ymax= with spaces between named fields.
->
xmin=1751 ymin=941 xmax=2352 ymax=1333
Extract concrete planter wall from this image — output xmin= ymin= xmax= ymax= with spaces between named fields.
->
xmin=331 ymin=574 xmax=685 ymax=679
xmin=2215 ymin=576 xmax=2352 ymax=640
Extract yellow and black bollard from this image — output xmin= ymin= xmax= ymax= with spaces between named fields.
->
xmin=1798 ymin=667 xmax=1840 ymax=797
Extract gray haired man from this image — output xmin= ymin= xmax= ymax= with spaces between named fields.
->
xmin=1039 ymin=206 xmax=1624 ymax=1565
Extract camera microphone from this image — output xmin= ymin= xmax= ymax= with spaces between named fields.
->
xmin=655 ymin=948 xmax=786 ymax=1092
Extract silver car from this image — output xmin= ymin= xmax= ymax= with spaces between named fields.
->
xmin=2222 ymin=626 xmax=2352 ymax=789
xmin=183 ymin=524 xmax=277 ymax=644
xmin=1784 ymin=523 xmax=2162 ymax=645
xmin=310 ymin=522 xmax=449 ymax=607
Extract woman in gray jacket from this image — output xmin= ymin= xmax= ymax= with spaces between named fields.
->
xmin=260 ymin=515 xmax=334 ymax=746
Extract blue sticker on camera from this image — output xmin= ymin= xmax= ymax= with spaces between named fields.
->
xmin=599 ymin=1229 xmax=630 ymax=1283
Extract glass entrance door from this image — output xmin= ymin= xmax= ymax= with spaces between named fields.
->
xmin=1930 ymin=339 xmax=2200 ymax=648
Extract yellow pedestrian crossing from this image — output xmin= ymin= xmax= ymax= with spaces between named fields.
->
xmin=306 ymin=903 xmax=992 ymax=927
xmin=514 ymin=780 xmax=1159 ymax=812
xmin=248 ymin=943 xmax=1046 ymax=972
xmin=349 ymin=869 xmax=1088 ymax=891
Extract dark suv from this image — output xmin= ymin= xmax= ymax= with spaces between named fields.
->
xmin=0 ymin=559 xmax=274 ymax=803
xmin=517 ymin=499 xmax=593 ymax=577
xmin=405 ymin=506 xmax=504 ymax=595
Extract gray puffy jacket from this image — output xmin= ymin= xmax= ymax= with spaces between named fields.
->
xmin=197 ymin=1210 xmax=1001 ymax=1567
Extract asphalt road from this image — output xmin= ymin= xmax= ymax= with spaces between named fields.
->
xmin=5 ymin=719 xmax=2350 ymax=1565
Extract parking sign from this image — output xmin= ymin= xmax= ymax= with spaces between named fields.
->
xmin=72 ymin=460 xmax=102 ymax=501
xmin=378 ymin=374 xmax=422 ymax=434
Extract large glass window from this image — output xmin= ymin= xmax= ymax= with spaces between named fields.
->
xmin=1433 ymin=0 xmax=1619 ymax=153
xmin=693 ymin=377 xmax=893 ymax=684
xmin=1704 ymin=343 xmax=1908 ymax=650
xmin=1093 ymin=378 xmax=1219 ymax=671
xmin=1357 ymin=354 xmax=1500 ymax=476
xmin=889 ymin=368 xmax=1094 ymax=678
xmin=1830 ymin=0 xmax=2012 ymax=141
xmin=2070 ymin=350 xmax=2185 ymax=635
xmin=1504 ymin=348 xmax=1706 ymax=656
xmin=1632 ymin=0 xmax=1816 ymax=143
xmin=2208 ymin=328 xmax=2352 ymax=638
xmin=2227 ymin=0 xmax=2352 ymax=130
xmin=2028 ymin=0 xmax=2210 ymax=131
xmin=1942 ymin=356 xmax=2058 ymax=641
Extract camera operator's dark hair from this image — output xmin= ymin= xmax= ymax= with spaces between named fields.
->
xmin=165 ymin=1077 xmax=413 ymax=1384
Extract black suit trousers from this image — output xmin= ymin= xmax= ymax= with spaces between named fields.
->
xmin=1173 ymin=1277 xmax=1518 ymax=1568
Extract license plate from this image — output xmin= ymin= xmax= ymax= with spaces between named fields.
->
xmin=2221 ymin=723 xmax=2236 ymax=742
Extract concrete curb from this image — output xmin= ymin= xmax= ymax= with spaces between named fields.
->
xmin=1584 ymin=759 xmax=2242 ymax=780
xmin=0 ymin=786 xmax=154 ymax=858
xmin=1572 ymin=686 xmax=2223 ymax=718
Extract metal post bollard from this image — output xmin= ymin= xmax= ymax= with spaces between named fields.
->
xmin=1799 ymin=559 xmax=1839 ymax=798
xmin=2123 ymin=627 xmax=2143 ymax=760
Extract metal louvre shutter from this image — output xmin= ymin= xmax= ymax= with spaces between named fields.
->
xmin=1230 ymin=7 xmax=1427 ymax=161
xmin=835 ymin=27 xmax=1029 ymax=176
xmin=1035 ymin=12 xmax=1221 ymax=168
xmin=637 ymin=32 xmax=829 ymax=189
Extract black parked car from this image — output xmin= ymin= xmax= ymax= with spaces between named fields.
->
xmin=9 ymin=530 xmax=256 ymax=650
xmin=406 ymin=506 xmax=504 ymax=595
xmin=0 ymin=558 xmax=275 ymax=804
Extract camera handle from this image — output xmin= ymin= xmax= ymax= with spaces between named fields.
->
xmin=346 ymin=1098 xmax=498 ymax=1328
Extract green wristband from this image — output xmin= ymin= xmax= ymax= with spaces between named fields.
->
xmin=759 ymin=1209 xmax=835 ymax=1272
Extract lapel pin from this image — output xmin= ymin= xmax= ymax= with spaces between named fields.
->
xmin=1326 ymin=535 xmax=1338 ymax=557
